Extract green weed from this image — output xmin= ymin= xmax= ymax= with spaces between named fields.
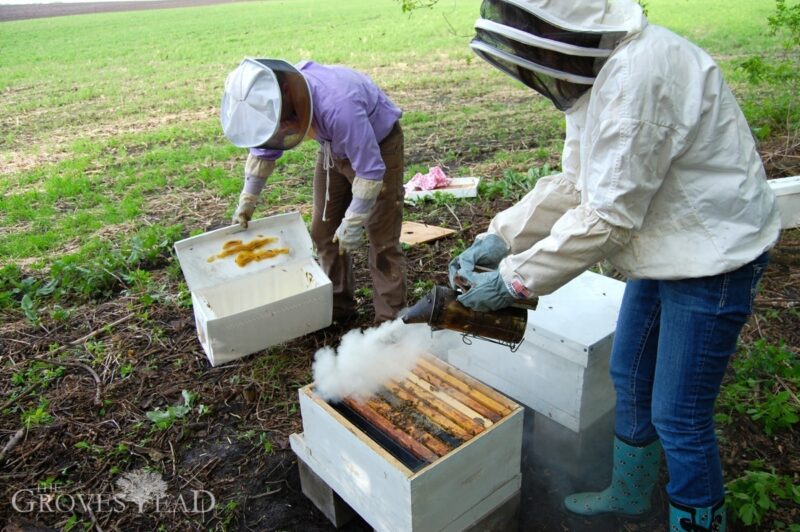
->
xmin=412 ymin=279 xmax=435 ymax=299
xmin=479 ymin=165 xmax=552 ymax=202
xmin=145 ymin=390 xmax=199 ymax=431
xmin=61 ymin=515 xmax=86 ymax=532
xmin=120 ymin=363 xmax=134 ymax=379
xmin=10 ymin=362 xmax=65 ymax=396
xmin=355 ymin=286 xmax=374 ymax=299
xmin=217 ymin=500 xmax=239 ymax=531
xmin=0 ymin=224 xmax=182 ymax=323
xmin=726 ymin=464 xmax=800 ymax=527
xmin=21 ymin=399 xmax=54 ymax=428
xmin=74 ymin=440 xmax=103 ymax=454
xmin=717 ymin=341 xmax=799 ymax=435
xmin=240 ymin=431 xmax=276 ymax=455
xmin=449 ymin=239 xmax=467 ymax=259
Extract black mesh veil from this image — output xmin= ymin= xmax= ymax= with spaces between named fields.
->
xmin=253 ymin=59 xmax=313 ymax=150
xmin=473 ymin=0 xmax=628 ymax=110
xmin=471 ymin=41 xmax=592 ymax=111
xmin=479 ymin=0 xmax=626 ymax=50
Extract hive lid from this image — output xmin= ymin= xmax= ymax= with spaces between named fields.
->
xmin=769 ymin=175 xmax=800 ymax=196
xmin=174 ymin=212 xmax=313 ymax=292
xmin=526 ymin=271 xmax=625 ymax=352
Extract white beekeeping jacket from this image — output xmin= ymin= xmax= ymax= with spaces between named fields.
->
xmin=489 ymin=23 xmax=781 ymax=296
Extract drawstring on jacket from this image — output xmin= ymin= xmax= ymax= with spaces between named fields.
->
xmin=322 ymin=141 xmax=333 ymax=222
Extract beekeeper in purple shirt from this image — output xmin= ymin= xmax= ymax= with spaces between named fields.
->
xmin=220 ymin=59 xmax=406 ymax=323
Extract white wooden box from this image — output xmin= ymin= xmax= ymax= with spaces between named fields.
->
xmin=769 ymin=175 xmax=800 ymax=229
xmin=174 ymin=212 xmax=332 ymax=366
xmin=444 ymin=271 xmax=625 ymax=433
xmin=291 ymin=357 xmax=523 ymax=532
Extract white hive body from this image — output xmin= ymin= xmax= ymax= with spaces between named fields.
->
xmin=769 ymin=175 xmax=800 ymax=229
xmin=292 ymin=355 xmax=524 ymax=532
xmin=174 ymin=212 xmax=332 ymax=366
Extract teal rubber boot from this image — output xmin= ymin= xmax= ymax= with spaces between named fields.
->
xmin=669 ymin=500 xmax=726 ymax=531
xmin=564 ymin=437 xmax=662 ymax=517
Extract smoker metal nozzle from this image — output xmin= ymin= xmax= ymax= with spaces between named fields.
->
xmin=398 ymin=288 xmax=438 ymax=325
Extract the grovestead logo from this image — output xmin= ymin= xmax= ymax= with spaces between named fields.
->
xmin=115 ymin=469 xmax=169 ymax=512
xmin=12 ymin=468 xmax=215 ymax=515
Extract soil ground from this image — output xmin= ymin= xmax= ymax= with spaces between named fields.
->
xmin=2 ymin=205 xmax=798 ymax=532
xmin=1 ymin=2 xmax=799 ymax=532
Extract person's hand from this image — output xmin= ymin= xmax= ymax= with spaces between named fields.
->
xmin=448 ymin=234 xmax=509 ymax=289
xmin=331 ymin=176 xmax=382 ymax=254
xmin=332 ymin=218 xmax=366 ymax=253
xmin=232 ymin=192 xmax=259 ymax=229
xmin=456 ymin=270 xmax=517 ymax=312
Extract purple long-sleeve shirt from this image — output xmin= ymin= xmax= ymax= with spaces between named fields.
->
xmin=249 ymin=61 xmax=402 ymax=181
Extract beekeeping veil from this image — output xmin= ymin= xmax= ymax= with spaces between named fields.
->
xmin=471 ymin=0 xmax=646 ymax=111
xmin=220 ymin=58 xmax=313 ymax=149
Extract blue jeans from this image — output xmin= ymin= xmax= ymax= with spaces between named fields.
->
xmin=610 ymin=252 xmax=769 ymax=507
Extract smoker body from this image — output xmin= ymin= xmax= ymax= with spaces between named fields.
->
xmin=399 ymin=285 xmax=529 ymax=349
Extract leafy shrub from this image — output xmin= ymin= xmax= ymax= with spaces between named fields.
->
xmin=726 ymin=466 xmax=800 ymax=527
xmin=738 ymin=0 xmax=800 ymax=138
xmin=479 ymin=164 xmax=552 ymax=202
xmin=717 ymin=341 xmax=799 ymax=435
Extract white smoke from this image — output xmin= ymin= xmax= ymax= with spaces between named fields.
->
xmin=312 ymin=319 xmax=433 ymax=402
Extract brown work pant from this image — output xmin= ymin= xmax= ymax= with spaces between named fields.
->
xmin=311 ymin=123 xmax=406 ymax=322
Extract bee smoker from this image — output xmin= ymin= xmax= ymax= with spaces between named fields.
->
xmin=398 ymin=285 xmax=537 ymax=351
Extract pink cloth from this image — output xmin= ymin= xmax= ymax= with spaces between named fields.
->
xmin=404 ymin=166 xmax=452 ymax=192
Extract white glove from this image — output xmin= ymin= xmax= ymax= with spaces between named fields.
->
xmin=332 ymin=176 xmax=383 ymax=254
xmin=333 ymin=217 xmax=367 ymax=253
xmin=232 ymin=155 xmax=276 ymax=229
xmin=232 ymin=192 xmax=259 ymax=229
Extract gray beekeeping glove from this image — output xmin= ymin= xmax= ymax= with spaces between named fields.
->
xmin=448 ymin=233 xmax=510 ymax=290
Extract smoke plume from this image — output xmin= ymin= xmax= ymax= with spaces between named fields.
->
xmin=313 ymin=319 xmax=432 ymax=402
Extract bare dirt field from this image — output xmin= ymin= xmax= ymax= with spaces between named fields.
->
xmin=0 ymin=0 xmax=244 ymax=22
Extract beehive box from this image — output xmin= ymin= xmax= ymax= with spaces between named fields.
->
xmin=769 ymin=175 xmax=800 ymax=229
xmin=444 ymin=271 xmax=625 ymax=433
xmin=290 ymin=354 xmax=523 ymax=532
xmin=174 ymin=212 xmax=332 ymax=366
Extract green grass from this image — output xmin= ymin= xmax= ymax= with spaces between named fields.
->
xmin=0 ymin=0 xmax=790 ymax=272
xmin=646 ymin=0 xmax=778 ymax=55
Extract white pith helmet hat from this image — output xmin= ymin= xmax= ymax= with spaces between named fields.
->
xmin=220 ymin=58 xmax=313 ymax=149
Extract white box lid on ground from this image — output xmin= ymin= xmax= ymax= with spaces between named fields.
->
xmin=174 ymin=212 xmax=332 ymax=366
xmin=404 ymin=177 xmax=481 ymax=203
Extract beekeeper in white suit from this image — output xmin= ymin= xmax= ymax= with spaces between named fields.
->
xmin=449 ymin=0 xmax=782 ymax=530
